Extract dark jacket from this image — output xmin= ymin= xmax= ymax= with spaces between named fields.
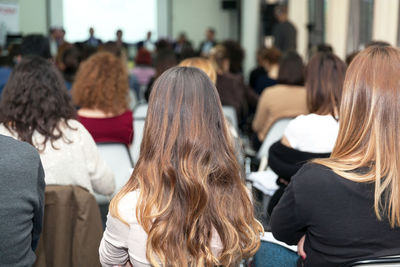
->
xmin=267 ymin=141 xmax=330 ymax=215
xmin=271 ymin=163 xmax=400 ymax=267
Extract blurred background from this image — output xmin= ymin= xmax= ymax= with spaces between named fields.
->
xmin=0 ymin=0 xmax=397 ymax=80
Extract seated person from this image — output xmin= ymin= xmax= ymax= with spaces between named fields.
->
xmin=99 ymin=67 xmax=263 ymax=266
xmin=271 ymin=46 xmax=400 ymax=267
xmin=252 ymin=51 xmax=307 ymax=146
xmin=0 ymin=56 xmax=115 ymax=196
xmin=254 ymin=47 xmax=280 ymax=95
xmin=209 ymin=45 xmax=258 ymax=122
xmin=0 ymin=134 xmax=44 ymax=266
xmin=267 ymin=51 xmax=346 ymax=214
xmin=72 ymin=52 xmax=133 ymax=146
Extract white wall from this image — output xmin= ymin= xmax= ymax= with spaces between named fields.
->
xmin=241 ymin=0 xmax=260 ymax=81
xmin=325 ymin=0 xmax=349 ymax=59
xmin=0 ymin=0 xmax=47 ymax=34
xmin=373 ymin=0 xmax=399 ymax=46
xmin=288 ymin=0 xmax=308 ymax=59
xmin=171 ymin=0 xmax=238 ymax=47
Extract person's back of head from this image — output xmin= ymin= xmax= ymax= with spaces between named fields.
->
xmin=277 ymin=51 xmax=304 ymax=86
xmin=209 ymin=44 xmax=229 ymax=74
xmin=260 ymin=47 xmax=281 ymax=65
xmin=315 ymin=46 xmax=400 ymax=227
xmin=20 ymin=34 xmax=51 ymax=59
xmin=221 ymin=40 xmax=244 ymax=74
xmin=135 ymin=48 xmax=152 ymax=66
xmin=153 ymin=48 xmax=177 ymax=76
xmin=305 ymin=52 xmax=346 ymax=117
xmin=366 ymin=40 xmax=391 ymax=48
xmin=179 ymin=57 xmax=216 ymax=84
xmin=72 ymin=51 xmax=129 ymax=115
xmin=110 ymin=66 xmax=262 ymax=266
xmin=0 ymin=55 xmax=76 ymax=150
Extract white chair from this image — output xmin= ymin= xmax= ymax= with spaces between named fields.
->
xmin=256 ymin=118 xmax=293 ymax=171
xmin=131 ymin=104 xmax=148 ymax=165
xmin=94 ymin=143 xmax=133 ymax=204
xmin=222 ymin=106 xmax=238 ymax=131
xmin=133 ymin=103 xmax=148 ymax=120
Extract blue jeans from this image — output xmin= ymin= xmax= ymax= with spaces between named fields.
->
xmin=253 ymin=241 xmax=299 ymax=267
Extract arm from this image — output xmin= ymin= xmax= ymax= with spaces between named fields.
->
xmin=80 ymin=125 xmax=116 ymax=196
xmin=270 ymin=177 xmax=307 ymax=245
xmin=32 ymin=159 xmax=45 ymax=251
xmin=99 ymin=213 xmax=130 ymax=266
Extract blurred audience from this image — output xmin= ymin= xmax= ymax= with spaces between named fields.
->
xmin=209 ymin=44 xmax=258 ymax=126
xmin=252 ymin=51 xmax=306 ymax=148
xmin=271 ymin=45 xmax=400 ymax=267
xmin=267 ymin=51 xmax=347 ymax=214
xmin=73 ymin=52 xmax=133 ymax=146
xmin=85 ymin=27 xmax=102 ymax=48
xmin=273 ymin=4 xmax=297 ymax=54
xmin=145 ymin=49 xmax=177 ymax=101
xmin=173 ymin=32 xmax=194 ymax=60
xmin=199 ymin=27 xmax=217 ymax=57
xmin=0 ymin=56 xmax=115 ymax=196
xmin=253 ymin=47 xmax=281 ymax=94
xmin=130 ymin=48 xmax=155 ymax=90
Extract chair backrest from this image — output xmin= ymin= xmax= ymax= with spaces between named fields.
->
xmin=256 ymin=118 xmax=293 ymax=160
xmin=222 ymin=106 xmax=238 ymax=131
xmin=34 ymin=185 xmax=103 ymax=267
xmin=349 ymin=256 xmax=400 ymax=267
xmin=133 ymin=103 xmax=148 ymax=120
xmin=94 ymin=143 xmax=133 ymax=204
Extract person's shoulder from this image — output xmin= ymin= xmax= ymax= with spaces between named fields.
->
xmin=292 ymin=162 xmax=339 ymax=189
xmin=117 ymin=191 xmax=140 ymax=224
xmin=0 ymin=134 xmax=38 ymax=158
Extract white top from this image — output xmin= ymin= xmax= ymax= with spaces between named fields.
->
xmin=0 ymin=120 xmax=115 ymax=195
xmin=283 ymin=114 xmax=339 ymax=153
xmin=99 ymin=191 xmax=223 ymax=267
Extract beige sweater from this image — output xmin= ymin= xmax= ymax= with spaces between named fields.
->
xmin=0 ymin=120 xmax=115 ymax=196
xmin=252 ymin=84 xmax=308 ymax=141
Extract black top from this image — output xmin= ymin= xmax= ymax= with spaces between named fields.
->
xmin=273 ymin=21 xmax=297 ymax=53
xmin=271 ymin=163 xmax=400 ymax=267
xmin=269 ymin=141 xmax=330 ymax=182
xmin=0 ymin=135 xmax=45 ymax=266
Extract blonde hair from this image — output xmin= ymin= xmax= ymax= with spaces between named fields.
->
xmin=315 ymin=46 xmax=400 ymax=227
xmin=179 ymin=57 xmax=216 ymax=84
xmin=209 ymin=44 xmax=228 ymax=74
xmin=110 ymin=67 xmax=262 ymax=266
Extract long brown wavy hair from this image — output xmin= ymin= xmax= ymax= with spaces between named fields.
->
xmin=110 ymin=67 xmax=262 ymax=266
xmin=315 ymin=46 xmax=400 ymax=227
xmin=72 ymin=51 xmax=129 ymax=115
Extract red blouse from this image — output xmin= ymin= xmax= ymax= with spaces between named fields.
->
xmin=78 ymin=110 xmax=134 ymax=146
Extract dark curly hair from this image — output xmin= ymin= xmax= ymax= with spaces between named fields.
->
xmin=72 ymin=52 xmax=129 ymax=115
xmin=0 ymin=56 xmax=76 ymax=150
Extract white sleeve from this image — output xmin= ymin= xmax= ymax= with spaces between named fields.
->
xmin=282 ymin=116 xmax=303 ymax=149
xmin=99 ymin=213 xmax=130 ymax=267
xmin=79 ymin=124 xmax=116 ymax=196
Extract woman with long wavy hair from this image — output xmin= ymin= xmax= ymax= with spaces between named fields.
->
xmin=271 ymin=46 xmax=400 ymax=266
xmin=99 ymin=67 xmax=263 ymax=267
